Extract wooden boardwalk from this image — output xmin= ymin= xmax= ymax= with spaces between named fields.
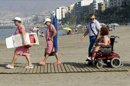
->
xmin=0 ymin=62 xmax=129 ymax=74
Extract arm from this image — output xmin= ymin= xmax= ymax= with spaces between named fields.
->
xmin=50 ymin=25 xmax=56 ymax=40
xmin=80 ymin=28 xmax=89 ymax=41
xmin=82 ymin=26 xmax=89 ymax=38
xmin=83 ymin=29 xmax=89 ymax=37
xmin=19 ymin=25 xmax=26 ymax=44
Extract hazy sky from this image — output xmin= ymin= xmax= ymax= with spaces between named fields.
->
xmin=0 ymin=0 xmax=80 ymax=18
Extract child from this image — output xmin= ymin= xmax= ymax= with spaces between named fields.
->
xmin=37 ymin=18 xmax=61 ymax=65
xmin=6 ymin=17 xmax=33 ymax=69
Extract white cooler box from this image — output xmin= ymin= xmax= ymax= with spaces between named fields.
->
xmin=6 ymin=33 xmax=39 ymax=48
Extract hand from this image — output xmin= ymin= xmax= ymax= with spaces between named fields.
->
xmin=80 ymin=36 xmax=84 ymax=41
xmin=97 ymin=43 xmax=101 ymax=46
xmin=48 ymin=37 xmax=53 ymax=41
xmin=29 ymin=43 xmax=34 ymax=46
xmin=95 ymin=43 xmax=98 ymax=46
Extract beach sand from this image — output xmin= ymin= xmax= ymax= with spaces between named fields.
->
xmin=0 ymin=25 xmax=130 ymax=86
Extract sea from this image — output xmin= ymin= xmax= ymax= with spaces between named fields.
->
xmin=0 ymin=27 xmax=67 ymax=40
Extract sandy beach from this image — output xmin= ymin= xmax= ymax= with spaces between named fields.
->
xmin=0 ymin=25 xmax=130 ymax=86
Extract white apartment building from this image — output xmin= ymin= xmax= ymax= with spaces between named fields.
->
xmin=68 ymin=4 xmax=75 ymax=13
xmin=81 ymin=0 xmax=93 ymax=6
xmin=55 ymin=6 xmax=68 ymax=20
xmin=93 ymin=0 xmax=99 ymax=10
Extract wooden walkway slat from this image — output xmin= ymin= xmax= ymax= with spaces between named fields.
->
xmin=44 ymin=64 xmax=48 ymax=73
xmin=72 ymin=63 xmax=82 ymax=72
xmin=25 ymin=69 xmax=31 ymax=73
xmin=63 ymin=63 xmax=70 ymax=73
xmin=66 ymin=63 xmax=74 ymax=72
xmin=36 ymin=65 xmax=41 ymax=73
xmin=76 ymin=63 xmax=86 ymax=72
xmin=29 ymin=64 xmax=35 ymax=73
xmin=0 ymin=62 xmax=128 ymax=74
xmin=12 ymin=64 xmax=23 ymax=73
xmin=69 ymin=63 xmax=78 ymax=72
xmin=81 ymin=63 xmax=91 ymax=72
xmin=32 ymin=65 xmax=37 ymax=73
xmin=60 ymin=63 xmax=66 ymax=73
xmin=53 ymin=64 xmax=59 ymax=73
xmin=57 ymin=65 xmax=62 ymax=73
xmin=48 ymin=63 xmax=51 ymax=73
xmin=51 ymin=63 xmax=55 ymax=73
xmin=74 ymin=63 xmax=82 ymax=72
xmin=40 ymin=65 xmax=45 ymax=73
xmin=12 ymin=64 xmax=21 ymax=73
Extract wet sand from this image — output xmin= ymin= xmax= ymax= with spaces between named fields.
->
xmin=0 ymin=25 xmax=130 ymax=86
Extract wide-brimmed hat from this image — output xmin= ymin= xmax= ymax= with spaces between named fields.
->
xmin=12 ymin=17 xmax=22 ymax=22
xmin=44 ymin=18 xmax=51 ymax=24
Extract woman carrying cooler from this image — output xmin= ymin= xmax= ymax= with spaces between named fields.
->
xmin=6 ymin=17 xmax=33 ymax=69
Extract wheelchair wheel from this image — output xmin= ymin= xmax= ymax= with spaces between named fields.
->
xmin=96 ymin=60 xmax=103 ymax=68
xmin=110 ymin=58 xmax=121 ymax=68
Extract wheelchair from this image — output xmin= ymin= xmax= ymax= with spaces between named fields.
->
xmin=92 ymin=35 xmax=122 ymax=68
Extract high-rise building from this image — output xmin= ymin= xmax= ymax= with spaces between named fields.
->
xmin=81 ymin=0 xmax=93 ymax=6
xmin=68 ymin=4 xmax=75 ymax=13
xmin=55 ymin=6 xmax=68 ymax=20
xmin=104 ymin=0 xmax=110 ymax=8
xmin=98 ymin=2 xmax=106 ymax=12
xmin=109 ymin=0 xmax=124 ymax=8
xmin=93 ymin=0 xmax=99 ymax=10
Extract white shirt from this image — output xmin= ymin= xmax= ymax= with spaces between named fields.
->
xmin=87 ymin=19 xmax=101 ymax=36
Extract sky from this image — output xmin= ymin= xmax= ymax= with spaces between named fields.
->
xmin=0 ymin=0 xmax=80 ymax=19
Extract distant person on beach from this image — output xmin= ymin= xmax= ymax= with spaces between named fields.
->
xmin=6 ymin=17 xmax=33 ymax=69
xmin=32 ymin=26 xmax=40 ymax=36
xmin=67 ymin=30 xmax=72 ymax=35
xmin=37 ymin=18 xmax=61 ymax=65
xmin=81 ymin=13 xmax=101 ymax=61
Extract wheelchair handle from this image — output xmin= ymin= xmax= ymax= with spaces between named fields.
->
xmin=110 ymin=35 xmax=120 ymax=39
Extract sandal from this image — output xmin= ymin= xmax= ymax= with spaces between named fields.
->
xmin=54 ymin=61 xmax=62 ymax=65
xmin=25 ymin=65 xmax=33 ymax=69
xmin=6 ymin=64 xmax=14 ymax=69
xmin=37 ymin=61 xmax=46 ymax=66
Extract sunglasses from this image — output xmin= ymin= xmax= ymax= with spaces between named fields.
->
xmin=90 ymin=18 xmax=95 ymax=20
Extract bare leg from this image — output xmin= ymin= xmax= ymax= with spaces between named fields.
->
xmin=54 ymin=53 xmax=61 ymax=65
xmin=43 ymin=54 xmax=49 ymax=63
xmin=25 ymin=54 xmax=32 ymax=66
xmin=6 ymin=52 xmax=18 ymax=69
xmin=11 ymin=52 xmax=18 ymax=66
xmin=37 ymin=52 xmax=49 ymax=65
xmin=91 ymin=46 xmax=100 ymax=60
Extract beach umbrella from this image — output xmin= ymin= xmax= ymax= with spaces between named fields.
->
xmin=63 ymin=27 xmax=72 ymax=31
xmin=52 ymin=14 xmax=58 ymax=52
xmin=110 ymin=23 xmax=119 ymax=26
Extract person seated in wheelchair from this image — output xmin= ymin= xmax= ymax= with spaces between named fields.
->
xmin=91 ymin=26 xmax=111 ymax=60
